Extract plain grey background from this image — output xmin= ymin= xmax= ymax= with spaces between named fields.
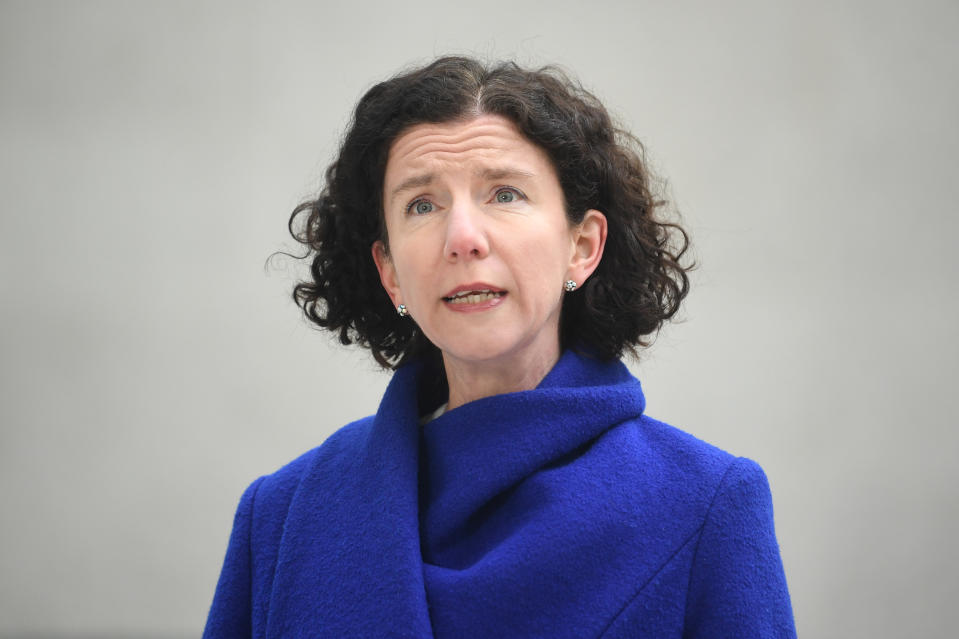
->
xmin=1 ymin=0 xmax=957 ymax=637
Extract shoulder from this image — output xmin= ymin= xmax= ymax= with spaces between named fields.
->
xmin=700 ymin=455 xmax=777 ymax=537
xmin=242 ymin=416 xmax=375 ymax=518
xmin=635 ymin=414 xmax=734 ymax=467
xmin=635 ymin=416 xmax=774 ymax=516
xmin=589 ymin=413 xmax=781 ymax=541
xmin=596 ymin=416 xmax=795 ymax=636
xmin=613 ymin=414 xmax=741 ymax=502
xmin=677 ymin=442 xmax=795 ymax=635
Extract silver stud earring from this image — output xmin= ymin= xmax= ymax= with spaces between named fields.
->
xmin=396 ymin=304 xmax=409 ymax=317
xmin=564 ymin=280 xmax=577 ymax=292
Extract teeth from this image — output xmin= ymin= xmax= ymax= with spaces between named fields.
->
xmin=446 ymin=290 xmax=503 ymax=304
xmin=451 ymin=289 xmax=490 ymax=299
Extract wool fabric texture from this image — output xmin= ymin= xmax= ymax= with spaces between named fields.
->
xmin=203 ymin=350 xmax=796 ymax=638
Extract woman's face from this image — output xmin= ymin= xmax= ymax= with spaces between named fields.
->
xmin=373 ymin=115 xmax=605 ymax=375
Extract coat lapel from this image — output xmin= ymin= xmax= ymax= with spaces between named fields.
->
xmin=265 ymin=362 xmax=434 ymax=638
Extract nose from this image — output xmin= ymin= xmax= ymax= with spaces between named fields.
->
xmin=443 ymin=199 xmax=490 ymax=262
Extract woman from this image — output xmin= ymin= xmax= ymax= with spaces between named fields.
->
xmin=204 ymin=57 xmax=796 ymax=638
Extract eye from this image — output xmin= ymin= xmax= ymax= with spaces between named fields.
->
xmin=407 ymin=199 xmax=435 ymax=215
xmin=493 ymin=187 xmax=525 ymax=204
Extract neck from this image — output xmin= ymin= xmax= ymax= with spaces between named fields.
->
xmin=442 ymin=344 xmax=561 ymax=411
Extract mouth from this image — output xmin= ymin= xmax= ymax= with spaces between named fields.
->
xmin=442 ymin=288 xmax=507 ymax=305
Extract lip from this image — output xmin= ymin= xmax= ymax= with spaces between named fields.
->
xmin=442 ymin=282 xmax=507 ymax=312
xmin=442 ymin=282 xmax=505 ymax=299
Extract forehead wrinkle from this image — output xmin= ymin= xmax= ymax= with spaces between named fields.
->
xmin=388 ymin=117 xmax=524 ymax=162
xmin=385 ymin=116 xmax=550 ymax=203
xmin=386 ymin=140 xmax=509 ymax=195
xmin=393 ymin=134 xmax=514 ymax=166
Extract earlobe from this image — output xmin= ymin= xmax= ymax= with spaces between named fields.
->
xmin=371 ymin=240 xmax=402 ymax=306
xmin=568 ymin=209 xmax=607 ymax=284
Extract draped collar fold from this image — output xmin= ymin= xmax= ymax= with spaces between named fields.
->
xmin=419 ymin=350 xmax=645 ymax=551
xmin=265 ymin=349 xmax=645 ymax=638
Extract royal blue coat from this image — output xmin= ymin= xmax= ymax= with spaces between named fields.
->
xmin=204 ymin=350 xmax=796 ymax=637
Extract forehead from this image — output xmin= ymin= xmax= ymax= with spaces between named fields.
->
xmin=384 ymin=115 xmax=553 ymax=183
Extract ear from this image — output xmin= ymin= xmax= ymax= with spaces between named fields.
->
xmin=567 ymin=209 xmax=607 ymax=285
xmin=371 ymin=240 xmax=403 ymax=307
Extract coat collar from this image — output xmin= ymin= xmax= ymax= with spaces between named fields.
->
xmin=265 ymin=349 xmax=644 ymax=637
xmin=420 ymin=350 xmax=644 ymax=551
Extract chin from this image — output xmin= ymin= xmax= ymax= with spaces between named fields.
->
xmin=442 ymin=333 xmax=555 ymax=370
xmin=440 ymin=344 xmax=514 ymax=366
xmin=434 ymin=334 xmax=515 ymax=364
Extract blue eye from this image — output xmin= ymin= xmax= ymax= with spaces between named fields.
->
xmin=408 ymin=200 xmax=434 ymax=215
xmin=494 ymin=188 xmax=523 ymax=203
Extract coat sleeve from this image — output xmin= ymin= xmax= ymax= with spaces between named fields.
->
xmin=683 ymin=457 xmax=797 ymax=638
xmin=202 ymin=476 xmax=265 ymax=639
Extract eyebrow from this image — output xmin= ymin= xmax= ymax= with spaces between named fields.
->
xmin=387 ymin=167 xmax=537 ymax=204
xmin=480 ymin=167 xmax=536 ymax=182
xmin=388 ymin=173 xmax=435 ymax=204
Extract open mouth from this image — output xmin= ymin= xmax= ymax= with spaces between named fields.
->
xmin=443 ymin=289 xmax=506 ymax=305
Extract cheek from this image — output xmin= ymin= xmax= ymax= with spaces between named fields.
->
xmin=391 ymin=247 xmax=435 ymax=301
xmin=521 ymin=231 xmax=573 ymax=277
xmin=511 ymin=244 xmax=569 ymax=306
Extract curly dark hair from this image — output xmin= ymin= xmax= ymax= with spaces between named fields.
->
xmin=288 ymin=56 xmax=692 ymax=369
